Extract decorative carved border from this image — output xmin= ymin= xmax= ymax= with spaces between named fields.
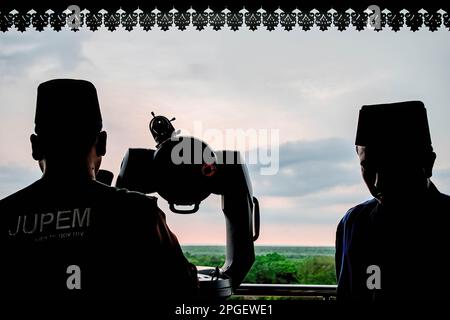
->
xmin=0 ymin=7 xmax=449 ymax=32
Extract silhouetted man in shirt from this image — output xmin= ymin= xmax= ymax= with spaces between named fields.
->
xmin=0 ymin=79 xmax=198 ymax=299
xmin=336 ymin=101 xmax=450 ymax=300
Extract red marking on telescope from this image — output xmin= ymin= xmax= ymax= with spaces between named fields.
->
xmin=202 ymin=163 xmax=217 ymax=177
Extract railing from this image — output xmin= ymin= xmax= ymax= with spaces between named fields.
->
xmin=233 ymin=284 xmax=337 ymax=300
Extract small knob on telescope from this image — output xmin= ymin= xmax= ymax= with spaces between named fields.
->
xmin=149 ymin=112 xmax=177 ymax=148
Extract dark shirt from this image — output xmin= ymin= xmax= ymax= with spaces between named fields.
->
xmin=0 ymin=177 xmax=198 ymax=299
xmin=336 ymin=182 xmax=450 ymax=300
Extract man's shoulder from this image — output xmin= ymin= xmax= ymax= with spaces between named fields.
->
xmin=436 ymin=188 xmax=450 ymax=206
xmin=339 ymin=198 xmax=378 ymax=228
xmin=94 ymin=181 xmax=159 ymax=208
xmin=0 ymin=180 xmax=42 ymax=208
xmin=0 ymin=179 xmax=159 ymax=212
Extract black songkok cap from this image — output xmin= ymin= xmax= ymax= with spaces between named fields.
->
xmin=355 ymin=101 xmax=432 ymax=150
xmin=35 ymin=79 xmax=102 ymax=136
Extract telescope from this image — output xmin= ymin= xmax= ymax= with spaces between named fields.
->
xmin=111 ymin=113 xmax=260 ymax=299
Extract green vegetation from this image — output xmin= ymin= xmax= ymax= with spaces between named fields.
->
xmin=182 ymin=246 xmax=336 ymax=285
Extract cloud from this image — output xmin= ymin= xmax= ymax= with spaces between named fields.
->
xmin=247 ymin=138 xmax=360 ymax=197
xmin=0 ymin=31 xmax=93 ymax=84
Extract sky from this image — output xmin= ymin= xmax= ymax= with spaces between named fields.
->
xmin=1 ymin=26 xmax=450 ymax=246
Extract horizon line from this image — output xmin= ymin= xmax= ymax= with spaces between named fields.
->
xmin=181 ymin=244 xmax=335 ymax=247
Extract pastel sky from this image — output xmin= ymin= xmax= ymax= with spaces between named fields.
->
xmin=1 ymin=26 xmax=450 ymax=246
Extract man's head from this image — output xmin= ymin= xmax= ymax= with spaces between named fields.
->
xmin=30 ymin=79 xmax=107 ymax=177
xmin=355 ymin=101 xmax=436 ymax=204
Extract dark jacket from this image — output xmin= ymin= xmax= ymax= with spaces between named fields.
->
xmin=0 ymin=177 xmax=198 ymax=299
xmin=336 ymin=183 xmax=450 ymax=300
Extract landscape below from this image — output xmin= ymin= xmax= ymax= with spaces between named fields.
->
xmin=182 ymin=246 xmax=336 ymax=286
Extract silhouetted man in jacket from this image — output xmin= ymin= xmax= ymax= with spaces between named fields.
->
xmin=336 ymin=101 xmax=450 ymax=300
xmin=0 ymin=79 xmax=198 ymax=299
